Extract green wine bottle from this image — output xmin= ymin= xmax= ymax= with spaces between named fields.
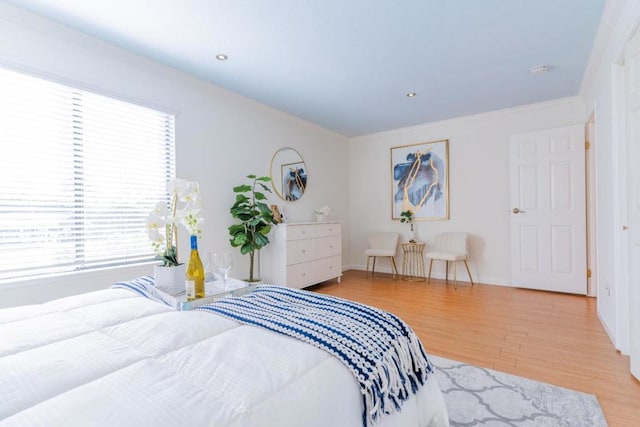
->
xmin=185 ymin=235 xmax=205 ymax=300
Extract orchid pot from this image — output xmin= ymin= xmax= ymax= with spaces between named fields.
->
xmin=153 ymin=263 xmax=187 ymax=295
xmin=314 ymin=206 xmax=330 ymax=222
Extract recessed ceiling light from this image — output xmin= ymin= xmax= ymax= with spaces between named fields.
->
xmin=216 ymin=54 xmax=228 ymax=61
xmin=406 ymin=92 xmax=417 ymax=98
xmin=529 ymin=65 xmax=548 ymax=75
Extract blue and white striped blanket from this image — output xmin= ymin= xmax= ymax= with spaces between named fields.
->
xmin=112 ymin=275 xmax=182 ymax=310
xmin=198 ymin=285 xmax=433 ymax=427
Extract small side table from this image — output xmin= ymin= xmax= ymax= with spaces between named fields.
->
xmin=401 ymin=242 xmax=426 ymax=281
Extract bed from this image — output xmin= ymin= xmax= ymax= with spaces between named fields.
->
xmin=0 ymin=283 xmax=449 ymax=426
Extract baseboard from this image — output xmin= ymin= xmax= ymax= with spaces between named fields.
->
xmin=597 ymin=309 xmax=620 ymax=353
xmin=344 ymin=265 xmax=511 ymax=287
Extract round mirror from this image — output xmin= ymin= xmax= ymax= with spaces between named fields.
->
xmin=270 ymin=147 xmax=308 ymax=201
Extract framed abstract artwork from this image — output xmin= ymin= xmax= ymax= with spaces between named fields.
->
xmin=270 ymin=147 xmax=308 ymax=202
xmin=390 ymin=139 xmax=449 ymax=220
xmin=280 ymin=161 xmax=307 ymax=201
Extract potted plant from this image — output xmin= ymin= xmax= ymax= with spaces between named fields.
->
xmin=400 ymin=209 xmax=416 ymax=242
xmin=146 ymin=178 xmax=203 ymax=294
xmin=228 ymin=175 xmax=278 ymax=282
xmin=314 ymin=205 xmax=330 ymax=222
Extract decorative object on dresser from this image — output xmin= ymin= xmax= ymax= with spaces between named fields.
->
xmin=146 ymin=178 xmax=203 ymax=295
xmin=314 ymin=205 xmax=330 ymax=222
xmin=262 ymin=221 xmax=342 ymax=288
xmin=270 ymin=147 xmax=308 ymax=201
xmin=228 ymin=174 xmax=278 ymax=282
xmin=270 ymin=204 xmax=284 ymax=223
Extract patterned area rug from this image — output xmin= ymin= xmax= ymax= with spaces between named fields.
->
xmin=430 ymin=355 xmax=607 ymax=426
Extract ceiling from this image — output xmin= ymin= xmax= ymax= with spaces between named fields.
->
xmin=4 ymin=0 xmax=606 ymax=137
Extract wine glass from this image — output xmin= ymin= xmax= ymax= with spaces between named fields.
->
xmin=203 ymin=251 xmax=214 ymax=282
xmin=213 ymin=251 xmax=233 ymax=288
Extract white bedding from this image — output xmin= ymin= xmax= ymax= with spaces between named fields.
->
xmin=0 ymin=288 xmax=449 ymax=426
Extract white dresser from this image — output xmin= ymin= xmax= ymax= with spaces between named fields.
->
xmin=262 ymin=221 xmax=342 ymax=289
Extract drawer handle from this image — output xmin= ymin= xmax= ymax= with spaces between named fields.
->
xmin=301 ymin=231 xmax=306 ymax=234
xmin=301 ymin=250 xmax=306 ymax=253
xmin=301 ymin=273 xmax=306 ymax=276
xmin=329 ymin=245 xmax=333 ymax=249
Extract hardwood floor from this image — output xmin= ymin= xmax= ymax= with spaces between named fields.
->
xmin=311 ymin=270 xmax=640 ymax=426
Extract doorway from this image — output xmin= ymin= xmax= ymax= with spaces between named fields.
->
xmin=585 ymin=114 xmax=597 ymax=297
xmin=509 ymin=125 xmax=587 ymax=294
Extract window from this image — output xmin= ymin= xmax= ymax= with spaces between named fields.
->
xmin=0 ymin=67 xmax=175 ymax=281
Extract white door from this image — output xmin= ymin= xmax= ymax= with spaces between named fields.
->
xmin=624 ymin=29 xmax=640 ymax=380
xmin=510 ymin=125 xmax=586 ymax=294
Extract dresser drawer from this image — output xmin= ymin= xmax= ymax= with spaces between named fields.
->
xmin=286 ymin=262 xmax=316 ymax=288
xmin=286 ymin=239 xmax=317 ymax=265
xmin=286 ymin=225 xmax=319 ymax=241
xmin=315 ymin=223 xmax=341 ymax=238
xmin=316 ymin=235 xmax=341 ymax=259
xmin=315 ymin=256 xmax=341 ymax=282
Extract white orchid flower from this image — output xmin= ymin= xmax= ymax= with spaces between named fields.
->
xmin=179 ymin=181 xmax=199 ymax=203
xmin=147 ymin=178 xmax=204 ymax=263
xmin=181 ymin=208 xmax=204 ymax=236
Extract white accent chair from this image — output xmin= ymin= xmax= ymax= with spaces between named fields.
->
xmin=365 ymin=232 xmax=399 ymax=279
xmin=426 ymin=232 xmax=474 ymax=289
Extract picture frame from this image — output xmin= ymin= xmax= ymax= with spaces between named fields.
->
xmin=280 ymin=161 xmax=307 ymax=201
xmin=270 ymin=204 xmax=284 ymax=223
xmin=390 ymin=139 xmax=449 ymax=220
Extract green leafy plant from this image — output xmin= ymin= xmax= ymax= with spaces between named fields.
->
xmin=228 ymin=175 xmax=277 ymax=281
xmin=400 ymin=209 xmax=413 ymax=224
xmin=400 ymin=209 xmax=416 ymax=242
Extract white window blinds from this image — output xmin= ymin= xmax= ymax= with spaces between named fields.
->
xmin=0 ymin=67 xmax=176 ymax=281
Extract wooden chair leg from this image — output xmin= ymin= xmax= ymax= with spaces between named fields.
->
xmin=366 ymin=256 xmax=370 ymax=278
xmin=454 ymin=261 xmax=458 ymax=290
xmin=427 ymin=259 xmax=433 ymax=283
xmin=445 ymin=261 xmax=449 ymax=282
xmin=391 ymin=256 xmax=398 ymax=280
xmin=464 ymin=260 xmax=475 ymax=285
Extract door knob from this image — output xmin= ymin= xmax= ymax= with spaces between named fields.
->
xmin=512 ymin=208 xmax=525 ymax=214
xmin=623 ymin=225 xmax=629 ymax=230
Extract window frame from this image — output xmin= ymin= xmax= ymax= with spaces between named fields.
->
xmin=0 ymin=65 xmax=177 ymax=284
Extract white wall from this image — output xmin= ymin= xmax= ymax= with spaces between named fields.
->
xmin=584 ymin=61 xmax=620 ymax=345
xmin=0 ymin=3 xmax=349 ymax=307
xmin=348 ymin=98 xmax=586 ymax=284
xmin=579 ymin=0 xmax=640 ymax=352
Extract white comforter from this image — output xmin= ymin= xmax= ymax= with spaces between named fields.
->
xmin=0 ymin=288 xmax=448 ymax=426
